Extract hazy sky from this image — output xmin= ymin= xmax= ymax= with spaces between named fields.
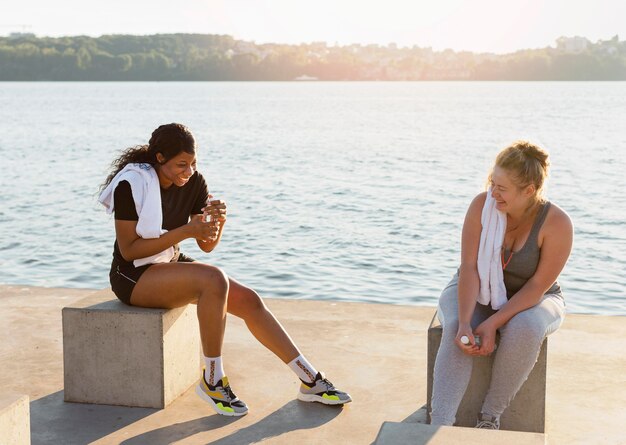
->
xmin=2 ymin=0 xmax=624 ymax=53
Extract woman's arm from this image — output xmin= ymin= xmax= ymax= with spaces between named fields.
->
xmin=484 ymin=205 xmax=573 ymax=330
xmin=194 ymin=198 xmax=228 ymax=253
xmin=456 ymin=192 xmax=487 ymax=354
xmin=193 ymin=214 xmax=225 ymax=253
xmin=115 ymin=218 xmax=216 ymax=261
xmin=112 ymin=179 xmax=218 ymax=261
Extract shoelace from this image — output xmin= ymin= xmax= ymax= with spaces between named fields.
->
xmin=319 ymin=377 xmax=336 ymax=392
xmin=476 ymin=419 xmax=498 ymax=429
xmin=216 ymin=384 xmax=238 ymax=401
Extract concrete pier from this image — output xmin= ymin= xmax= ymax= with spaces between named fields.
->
xmin=427 ymin=314 xmax=548 ymax=432
xmin=1 ymin=284 xmax=625 ymax=444
xmin=0 ymin=394 xmax=30 ymax=445
xmin=374 ymin=422 xmax=547 ymax=445
xmin=63 ymin=291 xmax=200 ymax=408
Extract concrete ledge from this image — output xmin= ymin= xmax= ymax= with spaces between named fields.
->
xmin=426 ymin=313 xmax=547 ymax=432
xmin=62 ymin=290 xmax=201 ymax=408
xmin=3 ymin=285 xmax=626 ymax=444
xmin=374 ymin=422 xmax=546 ymax=445
xmin=0 ymin=394 xmax=30 ymax=445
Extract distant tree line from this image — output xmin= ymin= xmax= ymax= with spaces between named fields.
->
xmin=1 ymin=33 xmax=625 ymax=81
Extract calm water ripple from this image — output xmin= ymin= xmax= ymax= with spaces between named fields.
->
xmin=0 ymin=81 xmax=625 ymax=315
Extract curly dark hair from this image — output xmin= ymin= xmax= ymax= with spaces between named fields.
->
xmin=100 ymin=123 xmax=196 ymax=192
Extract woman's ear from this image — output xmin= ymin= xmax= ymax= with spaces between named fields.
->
xmin=155 ymin=153 xmax=165 ymax=164
xmin=525 ymin=183 xmax=536 ymax=198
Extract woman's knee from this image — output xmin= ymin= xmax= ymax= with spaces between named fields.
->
xmin=441 ymin=318 xmax=459 ymax=339
xmin=437 ymin=283 xmax=459 ymax=325
xmin=237 ymin=287 xmax=266 ymax=317
xmin=502 ymin=310 xmax=545 ymax=342
xmin=197 ymin=265 xmax=229 ymax=300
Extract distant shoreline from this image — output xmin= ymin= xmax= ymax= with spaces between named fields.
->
xmin=1 ymin=33 xmax=625 ymax=81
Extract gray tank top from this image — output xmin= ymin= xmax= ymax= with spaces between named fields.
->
xmin=502 ymin=201 xmax=562 ymax=299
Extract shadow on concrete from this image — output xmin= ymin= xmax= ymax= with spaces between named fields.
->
xmin=118 ymin=399 xmax=343 ymax=445
xmin=372 ymin=421 xmax=440 ymax=445
xmin=206 ymin=400 xmax=344 ymax=445
xmin=30 ymin=390 xmax=156 ymax=445
xmin=120 ymin=415 xmax=240 ymax=445
xmin=400 ymin=403 xmax=429 ymax=424
xmin=370 ymin=405 xmax=431 ymax=445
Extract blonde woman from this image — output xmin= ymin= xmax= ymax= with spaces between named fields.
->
xmin=430 ymin=141 xmax=573 ymax=429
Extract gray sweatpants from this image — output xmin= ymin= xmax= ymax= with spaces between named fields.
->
xmin=430 ymin=274 xmax=565 ymax=425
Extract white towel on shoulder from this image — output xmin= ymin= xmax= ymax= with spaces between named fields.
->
xmin=477 ymin=188 xmax=508 ymax=310
xmin=98 ymin=163 xmax=175 ymax=267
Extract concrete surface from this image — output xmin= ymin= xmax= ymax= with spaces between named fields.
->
xmin=374 ymin=422 xmax=546 ymax=445
xmin=0 ymin=394 xmax=30 ymax=445
xmin=426 ymin=313 xmax=548 ymax=432
xmin=1 ymin=284 xmax=625 ymax=444
xmin=62 ymin=291 xmax=200 ymax=408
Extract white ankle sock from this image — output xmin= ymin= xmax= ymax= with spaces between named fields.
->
xmin=204 ymin=356 xmax=225 ymax=386
xmin=288 ymin=354 xmax=318 ymax=383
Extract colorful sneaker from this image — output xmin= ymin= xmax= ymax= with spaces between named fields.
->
xmin=475 ymin=413 xmax=500 ymax=429
xmin=297 ymin=372 xmax=352 ymax=405
xmin=195 ymin=372 xmax=248 ymax=417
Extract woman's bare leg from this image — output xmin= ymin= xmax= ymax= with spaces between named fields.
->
xmin=223 ymin=278 xmax=352 ymax=404
xmin=225 ymin=277 xmax=300 ymax=363
xmin=131 ymin=263 xmax=299 ymax=362
xmin=130 ymin=262 xmax=229 ymax=357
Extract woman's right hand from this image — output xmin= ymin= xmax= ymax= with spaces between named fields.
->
xmin=185 ymin=218 xmax=219 ymax=243
xmin=455 ymin=322 xmax=480 ymax=356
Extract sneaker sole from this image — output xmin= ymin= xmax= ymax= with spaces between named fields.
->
xmin=297 ymin=392 xmax=351 ymax=405
xmin=195 ymin=384 xmax=248 ymax=417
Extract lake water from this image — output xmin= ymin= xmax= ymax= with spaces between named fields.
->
xmin=0 ymin=81 xmax=624 ymax=315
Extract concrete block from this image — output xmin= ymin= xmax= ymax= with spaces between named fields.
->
xmin=427 ymin=313 xmax=547 ymax=432
xmin=0 ymin=394 xmax=30 ymax=445
xmin=374 ymin=422 xmax=546 ymax=445
xmin=62 ymin=290 xmax=201 ymax=408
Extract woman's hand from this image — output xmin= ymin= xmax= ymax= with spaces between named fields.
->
xmin=190 ymin=197 xmax=228 ymax=252
xmin=185 ymin=218 xmax=219 ymax=243
xmin=455 ymin=322 xmax=481 ymax=356
xmin=474 ymin=318 xmax=497 ymax=356
xmin=202 ymin=196 xmax=227 ymax=226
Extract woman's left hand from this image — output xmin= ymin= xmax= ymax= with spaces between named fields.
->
xmin=202 ymin=197 xmax=227 ymax=225
xmin=474 ymin=319 xmax=498 ymax=356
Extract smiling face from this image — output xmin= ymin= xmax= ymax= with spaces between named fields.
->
xmin=490 ymin=166 xmax=535 ymax=214
xmin=155 ymin=151 xmax=197 ymax=188
xmin=489 ymin=141 xmax=550 ymax=214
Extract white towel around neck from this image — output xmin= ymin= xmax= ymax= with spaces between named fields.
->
xmin=98 ymin=163 xmax=175 ymax=267
xmin=477 ymin=188 xmax=508 ymax=310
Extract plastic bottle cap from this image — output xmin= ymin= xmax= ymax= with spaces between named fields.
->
xmin=460 ymin=335 xmax=470 ymax=345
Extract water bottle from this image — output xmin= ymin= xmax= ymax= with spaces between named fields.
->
xmin=203 ymin=196 xmax=217 ymax=223
xmin=202 ymin=196 xmax=220 ymax=242
xmin=460 ymin=335 xmax=497 ymax=350
xmin=460 ymin=335 xmax=482 ymax=346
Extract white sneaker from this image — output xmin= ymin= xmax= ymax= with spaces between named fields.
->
xmin=475 ymin=413 xmax=500 ymax=429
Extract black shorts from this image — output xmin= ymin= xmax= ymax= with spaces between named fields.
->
xmin=109 ymin=252 xmax=196 ymax=305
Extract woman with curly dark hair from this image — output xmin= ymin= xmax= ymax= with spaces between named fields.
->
xmin=99 ymin=123 xmax=351 ymax=417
